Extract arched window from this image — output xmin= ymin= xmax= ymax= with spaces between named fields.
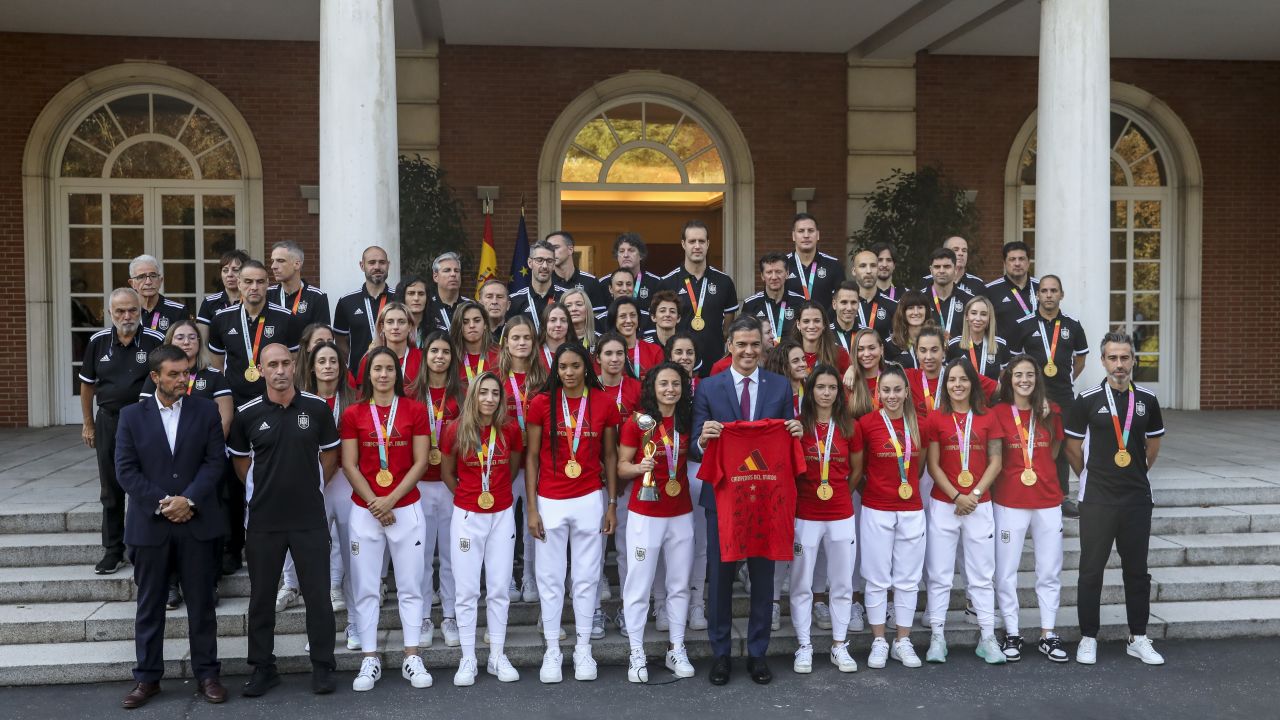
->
xmin=560 ymin=101 xmax=726 ymax=186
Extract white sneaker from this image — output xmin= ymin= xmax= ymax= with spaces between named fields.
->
xmin=573 ymin=645 xmax=598 ymax=681
xmin=403 ymin=654 xmax=432 ymax=688
xmin=274 ymin=586 xmax=299 ymax=613
xmin=508 ymin=578 xmax=519 ymax=598
xmin=813 ymin=601 xmax=832 ymax=630
xmin=591 ymin=609 xmax=607 ymax=640
xmin=330 ymin=585 xmax=346 ymax=612
xmin=926 ymin=633 xmax=948 ymax=663
xmin=346 ymin=628 xmax=361 ymax=651
xmin=884 ymin=609 xmax=897 ymax=630
xmin=627 ymin=648 xmax=648 ymax=683
xmin=521 ymin=581 xmax=538 ymax=603
xmin=540 ymin=647 xmax=563 ymax=683
xmin=483 ymin=629 xmax=490 ymax=644
xmin=352 ymin=656 xmax=380 ymax=691
xmin=452 ymin=656 xmax=477 ymax=687
xmin=421 ymin=618 xmax=435 ymax=648
xmin=963 ymin=600 xmax=979 ymax=625
xmin=891 ymin=637 xmax=922 ymax=668
xmin=1126 ymin=635 xmax=1165 ymax=665
xmin=1076 ymin=636 xmax=1098 ymax=665
xmin=867 ymin=637 xmax=890 ymax=669
xmin=771 ymin=602 xmax=781 ymax=631
xmin=654 ymin=603 xmax=669 ymax=632
xmin=600 ymin=582 xmax=612 ymax=601
xmin=830 ymin=642 xmax=858 ymax=672
xmin=976 ymin=634 xmax=1008 ymax=665
xmin=442 ymin=617 xmax=460 ymax=647
xmin=793 ymin=644 xmax=813 ymax=674
xmin=849 ymin=602 xmax=866 ymax=632
xmin=487 ymin=653 xmax=520 ymax=682
xmin=665 ymin=646 xmax=695 ymax=678
xmin=688 ymin=604 xmax=708 ymax=631
xmin=737 ymin=564 xmax=751 ymax=593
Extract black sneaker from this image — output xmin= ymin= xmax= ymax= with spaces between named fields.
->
xmin=1039 ymin=635 xmax=1069 ymax=663
xmin=241 ymin=666 xmax=280 ymax=697
xmin=1002 ymin=634 xmax=1024 ymax=662
xmin=312 ymin=665 xmax=336 ymax=695
xmin=95 ymin=552 xmax=126 ymax=575
xmin=165 ymin=584 xmax=183 ymax=611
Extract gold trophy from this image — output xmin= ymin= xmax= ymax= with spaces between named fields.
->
xmin=635 ymin=413 xmax=660 ymax=502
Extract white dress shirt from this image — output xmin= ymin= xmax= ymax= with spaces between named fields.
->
xmin=156 ymin=395 xmax=183 ymax=454
xmin=728 ymin=365 xmax=761 ymax=421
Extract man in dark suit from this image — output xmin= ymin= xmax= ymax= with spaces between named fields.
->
xmin=114 ymin=345 xmax=228 ymax=708
xmin=691 ymin=315 xmax=802 ymax=685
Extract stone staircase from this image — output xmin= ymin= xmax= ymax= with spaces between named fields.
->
xmin=0 ymin=411 xmax=1278 ymax=685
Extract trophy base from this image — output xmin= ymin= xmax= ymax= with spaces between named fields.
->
xmin=637 ymin=485 xmax=660 ymax=502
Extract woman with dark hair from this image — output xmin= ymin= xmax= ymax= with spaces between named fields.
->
xmin=353 ymin=302 xmax=421 ymax=389
xmin=595 ymin=332 xmax=642 ymax=417
xmin=905 ymin=326 xmax=947 ymax=419
xmin=450 ymin=301 xmax=497 ymax=389
xmin=923 ymin=359 xmax=1006 ymax=666
xmin=790 ymin=364 xmax=861 ymax=675
xmin=849 ymin=328 xmax=887 ymax=417
xmin=525 ymin=343 xmax=620 ymax=683
xmin=607 ymin=297 xmax=664 ymax=380
xmin=885 ymin=291 xmax=935 ymax=367
xmin=789 ymin=302 xmax=851 ymax=378
xmin=645 ymin=290 xmax=682 ymax=348
xmin=340 ymin=346 xmax=433 ymax=692
xmin=295 ymin=323 xmax=336 ymax=390
xmin=617 ymin=362 xmax=695 ymax=682
xmin=766 ymin=339 xmax=808 ymax=416
xmin=399 ymin=275 xmax=430 ymax=345
xmin=535 ymin=303 xmax=577 ymax=372
xmin=440 ymin=371 xmax=524 ymax=685
xmin=498 ymin=315 xmax=546 ymax=602
xmin=992 ymin=354 xmax=1066 ymax=663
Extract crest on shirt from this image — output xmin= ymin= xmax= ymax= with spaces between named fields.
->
xmin=785 ymin=307 xmax=795 ymax=319
xmin=134 ymin=350 xmax=147 ymax=363
xmin=1059 ymin=327 xmax=1070 ymax=339
xmin=459 ymin=537 xmax=471 ymax=553
xmin=638 ymin=287 xmax=649 ymax=299
xmin=195 ymin=378 xmax=207 ymax=391
xmin=298 ymin=300 xmax=309 ymax=314
xmin=158 ymin=317 xmax=170 ymax=330
xmin=1000 ymin=530 xmax=1011 ymax=544
xmin=634 ymin=547 xmax=646 ymax=562
xmin=817 ymin=267 xmax=828 ymax=279
xmin=297 ymin=412 xmax=311 ymax=430
xmin=1136 ymin=401 xmax=1147 ymax=417
xmin=793 ymin=542 xmax=803 ymax=556
xmin=708 ymin=282 xmax=718 ymax=295
xmin=264 ymin=326 xmax=276 ymax=339
xmin=350 ymin=541 xmax=360 ymax=556
xmin=876 ymin=308 xmax=886 ymax=320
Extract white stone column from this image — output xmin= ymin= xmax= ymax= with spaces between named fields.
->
xmin=319 ymin=0 xmax=400 ymax=306
xmin=1036 ymin=0 xmax=1110 ymax=389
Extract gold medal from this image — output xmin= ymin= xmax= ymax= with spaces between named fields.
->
xmin=429 ymin=448 xmax=442 ymax=465
xmin=1115 ymin=450 xmax=1131 ymax=467
xmin=1021 ymin=468 xmax=1038 ymax=486
xmin=477 ymin=491 xmax=495 ymax=510
xmin=956 ymin=470 xmax=974 ymax=488
xmin=1043 ymin=361 xmax=1058 ymax=377
xmin=244 ymin=366 xmax=260 ymax=382
xmin=375 ymin=468 xmax=394 ymax=488
xmin=665 ymin=479 xmax=681 ymax=497
xmin=816 ymin=483 xmax=834 ymax=501
xmin=898 ymin=483 xmax=913 ymax=500
xmin=690 ymin=317 xmax=705 ymax=331
xmin=565 ymin=459 xmax=582 ymax=478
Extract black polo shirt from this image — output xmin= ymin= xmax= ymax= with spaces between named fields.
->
xmin=424 ymin=293 xmax=473 ymax=335
xmin=1014 ymin=311 xmax=1089 ymax=405
xmin=140 ymin=366 xmax=232 ymax=402
xmin=556 ymin=268 xmax=609 ymax=313
xmin=208 ymin=303 xmax=299 ymax=404
xmin=1066 ymin=382 xmax=1165 ymax=506
xmin=658 ymin=265 xmax=739 ymax=377
xmin=196 ymin=290 xmax=239 ymax=327
xmin=333 ymin=285 xmax=397 ymax=367
xmin=506 ymin=283 xmax=566 ymax=333
xmin=886 ymin=343 xmax=917 ymax=369
xmin=601 ymin=268 xmax=663 ymax=305
xmin=140 ymin=294 xmax=189 ymax=334
xmin=228 ymin=391 xmax=339 ymax=531
xmin=925 ymin=285 xmax=974 ymax=341
xmin=983 ymin=275 xmax=1040 ymax=341
xmin=920 ymin=272 xmax=986 ymax=298
xmin=79 ymin=327 xmax=166 ymax=412
xmin=854 ymin=292 xmax=897 ymax=342
xmin=268 ymin=281 xmax=331 ymax=338
xmin=741 ymin=290 xmax=805 ymax=339
xmin=785 ymin=251 xmax=846 ymax=310
xmin=829 ymin=322 xmax=857 ymax=356
xmin=946 ymin=335 xmax=1010 ymax=382
xmin=877 ymin=284 xmax=910 ymax=303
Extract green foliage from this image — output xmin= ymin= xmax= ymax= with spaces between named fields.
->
xmin=399 ymin=154 xmax=468 ymax=279
xmin=849 ymin=166 xmax=979 ymax=285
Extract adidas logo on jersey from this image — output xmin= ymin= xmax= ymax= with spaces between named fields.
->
xmin=227 ymin=328 xmax=238 ymax=335
xmin=259 ymin=421 xmax=271 ymax=430
xmin=1097 ymin=407 xmax=1110 ymax=414
xmin=99 ymin=354 xmax=110 ymax=362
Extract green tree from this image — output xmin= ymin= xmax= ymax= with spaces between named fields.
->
xmin=399 ymin=154 xmax=469 ymax=279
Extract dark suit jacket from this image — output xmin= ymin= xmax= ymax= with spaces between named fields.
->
xmin=691 ymin=366 xmax=794 ymax=512
xmin=115 ymin=395 xmax=227 ymax=547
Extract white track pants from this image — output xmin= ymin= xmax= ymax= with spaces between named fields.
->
xmin=535 ymin=491 xmax=604 ymax=647
xmin=418 ymin=481 xmax=455 ymax=618
xmin=451 ymin=506 xmax=516 ymax=660
xmin=654 ymin=472 xmax=708 ymax=611
xmin=860 ymin=507 xmax=926 ymax=628
xmin=925 ymin=500 xmax=996 ymax=634
xmin=994 ymin=503 xmax=1063 ymax=635
xmin=850 ymin=491 xmax=863 ymax=595
xmin=349 ymin=502 xmax=426 ymax=651
xmin=624 ymin=512 xmax=693 ymax=651
xmin=790 ymin=516 xmax=856 ymax=646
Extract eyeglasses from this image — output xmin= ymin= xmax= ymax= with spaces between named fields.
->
xmin=131 ymin=273 xmax=161 ymax=282
xmin=529 ymin=257 xmax=554 ymax=265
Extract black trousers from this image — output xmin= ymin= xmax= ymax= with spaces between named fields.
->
xmin=1077 ymin=502 xmax=1152 ymax=638
xmin=705 ymin=506 xmax=774 ymax=658
xmin=245 ymin=527 xmax=335 ymax=670
xmin=1051 ymin=394 xmax=1075 ymax=495
xmin=221 ymin=457 xmax=245 ymax=559
xmin=130 ymin=527 xmax=221 ymax=682
xmin=94 ymin=408 xmax=125 ymax=555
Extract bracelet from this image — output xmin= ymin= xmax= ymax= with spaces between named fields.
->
xmin=608 ymin=498 xmax=618 ymax=505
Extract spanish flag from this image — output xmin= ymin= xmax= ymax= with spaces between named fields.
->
xmin=475 ymin=213 xmax=497 ymax=294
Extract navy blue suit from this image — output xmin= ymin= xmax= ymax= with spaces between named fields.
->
xmin=115 ymin=395 xmax=226 ymax=684
xmin=691 ymin=366 xmax=794 ymax=658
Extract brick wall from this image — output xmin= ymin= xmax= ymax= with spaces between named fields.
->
xmin=916 ymin=53 xmax=1280 ymax=409
xmin=0 ymin=32 xmax=319 ymax=426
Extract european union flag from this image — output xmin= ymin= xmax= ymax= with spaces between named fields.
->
xmin=508 ymin=204 xmax=530 ymax=292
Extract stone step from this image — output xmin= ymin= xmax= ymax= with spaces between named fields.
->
xmin=0 ymin=532 xmax=102 ymax=567
xmin=0 ymin=503 xmax=99 ymax=534
xmin=1150 ymin=477 xmax=1280 ymax=508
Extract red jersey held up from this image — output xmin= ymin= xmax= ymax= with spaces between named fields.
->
xmin=440 ymin=419 xmax=524 ymax=513
xmin=339 ymin=397 xmax=430 ymax=509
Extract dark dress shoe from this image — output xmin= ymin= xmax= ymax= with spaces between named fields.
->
xmin=121 ymin=681 xmax=160 ymax=709
xmin=241 ymin=666 xmax=280 ymax=697
xmin=198 ymin=677 xmax=227 ymax=703
xmin=709 ymin=655 xmax=731 ymax=685
xmin=312 ymin=665 xmax=336 ymax=694
xmin=166 ymin=584 xmax=183 ymax=610
xmin=748 ymin=657 xmax=773 ymax=685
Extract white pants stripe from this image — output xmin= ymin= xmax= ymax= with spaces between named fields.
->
xmin=860 ymin=506 xmax=926 ymax=628
xmin=994 ymin=503 xmax=1064 ymax=634
xmin=925 ymin=500 xmax=996 ymax=634
xmin=623 ymin=512 xmax=693 ymax=651
xmin=451 ymin=506 xmax=516 ymax=660
xmin=654 ymin=473 xmax=708 ymax=612
xmin=535 ymin=491 xmax=604 ymax=647
xmin=349 ymin=502 xmax=426 ymax=651
xmin=790 ymin=516 xmax=856 ymax=646
xmin=418 ymin=481 xmax=456 ymax=618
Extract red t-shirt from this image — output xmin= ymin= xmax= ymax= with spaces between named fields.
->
xmin=856 ymin=411 xmax=925 ymax=512
xmin=620 ymin=414 xmax=693 ymax=518
xmin=710 ymin=355 xmax=732 ymax=376
xmin=504 ymin=371 xmax=533 ymax=431
xmin=865 ymin=375 xmax=881 ymax=412
xmin=992 ymin=402 xmax=1065 ymax=509
xmin=628 ymin=340 xmax=666 ymax=381
xmin=924 ymin=409 xmax=1001 ymax=504
xmin=527 ymin=388 xmax=623 ymax=500
xmin=460 ymin=349 xmax=500 ymax=388
xmin=339 ymin=397 xmax=429 ymax=508
xmin=796 ymin=420 xmax=860 ymax=521
xmin=803 ymin=348 xmax=851 ymax=377
xmin=697 ymin=419 xmax=806 ymax=562
xmin=440 ymin=419 xmax=524 ymax=513
xmin=906 ymin=368 xmax=942 ymax=418
xmin=351 ymin=346 xmax=422 ymax=389
xmin=600 ymin=376 xmax=642 ymax=420
xmin=421 ymin=385 xmax=460 ymax=482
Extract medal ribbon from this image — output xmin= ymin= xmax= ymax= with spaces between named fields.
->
xmin=816 ymin=420 xmax=835 ymax=484
xmin=921 ymin=372 xmax=936 ymax=410
xmin=857 ymin=300 xmax=879 ymax=331
xmin=424 ymin=388 xmax=443 ymax=453
xmin=968 ymin=341 xmax=988 ymax=375
xmin=682 ymin=277 xmax=707 ymax=328
xmin=631 ymin=341 xmax=642 ymax=377
xmin=931 ymin=288 xmax=955 ymax=341
xmin=508 ymin=374 xmax=526 ymax=431
xmin=368 ymin=397 xmax=399 ymax=473
xmin=795 ymin=256 xmax=817 ymax=300
xmin=1040 ymin=319 xmax=1061 ymax=365
xmin=541 ymin=346 xmax=554 ymax=369
xmin=364 ymin=293 xmax=388 ymax=341
xmin=880 ymin=409 xmax=912 ymax=484
xmin=951 ymin=411 xmax=972 ymax=476
xmin=477 ymin=425 xmax=497 ymax=496
xmin=1105 ymin=382 xmax=1135 ymax=451
xmin=149 ymin=309 xmax=161 ymax=330
xmin=240 ymin=309 xmax=266 ymax=371
xmin=464 ymin=353 xmax=486 ymax=383
xmin=281 ymin=285 xmax=303 ymax=315
xmin=835 ymin=326 xmax=850 ymax=353
xmin=1011 ymin=288 xmax=1033 ymax=317
xmin=560 ymin=388 xmax=589 ymax=462
xmin=764 ymin=299 xmax=786 ymax=338
xmin=186 ymin=372 xmax=196 ymax=396
xmin=657 ymin=421 xmax=679 ymax=483
xmin=1011 ymin=405 xmax=1036 ymax=468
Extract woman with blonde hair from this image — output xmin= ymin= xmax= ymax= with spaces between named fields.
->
xmin=560 ymin=288 xmax=597 ymax=351
xmin=498 ymin=316 xmax=546 ymax=602
xmin=946 ymin=295 xmax=1008 ymax=382
xmin=354 ymin=302 xmax=421 ymax=388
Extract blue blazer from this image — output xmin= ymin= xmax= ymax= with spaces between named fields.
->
xmin=691 ymin=366 xmax=794 ymax=512
xmin=115 ymin=395 xmax=228 ymax=547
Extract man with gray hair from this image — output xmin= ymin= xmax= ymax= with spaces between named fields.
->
xmin=268 ymin=240 xmax=330 ymax=336
xmin=424 ymin=251 xmax=471 ymax=334
xmin=129 ymin=255 xmax=189 ymax=333
xmin=79 ymin=287 xmax=166 ymax=574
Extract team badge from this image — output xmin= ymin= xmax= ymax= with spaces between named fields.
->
xmin=1060 ymin=328 xmax=1071 ymax=339
xmin=195 ymin=378 xmax=207 ymax=391
xmin=877 ymin=308 xmax=887 ymax=320
xmin=135 ymin=351 xmax=147 ymax=363
xmin=297 ymin=413 xmax=311 ymax=430
xmin=264 ymin=326 xmax=276 ymax=339
xmin=638 ymin=287 xmax=649 ymax=299
xmin=634 ymin=547 xmax=646 ymax=562
xmin=793 ymin=542 xmax=803 ymax=556
xmin=298 ymin=301 xmax=309 ymax=314
xmin=708 ymin=283 xmax=718 ymax=295
xmin=459 ymin=538 xmax=471 ymax=552
xmin=350 ymin=541 xmax=360 ymax=556
xmin=817 ymin=267 xmax=828 ymax=279
xmin=1136 ymin=401 xmax=1147 ymax=417
xmin=1000 ymin=530 xmax=1011 ymax=544
xmin=158 ymin=317 xmax=170 ymax=330
xmin=785 ymin=308 xmax=795 ymax=319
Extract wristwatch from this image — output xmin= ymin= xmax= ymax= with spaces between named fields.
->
xmin=972 ymin=487 xmax=984 ymax=499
